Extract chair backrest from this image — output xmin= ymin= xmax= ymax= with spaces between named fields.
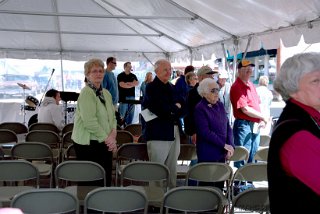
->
xmin=55 ymin=160 xmax=106 ymax=187
xmin=11 ymin=142 xmax=54 ymax=162
xmin=178 ymin=144 xmax=197 ymax=161
xmin=62 ymin=131 xmax=74 ymax=149
xmin=116 ymin=143 xmax=149 ymax=161
xmin=0 ymin=129 xmax=18 ymax=144
xmin=0 ymin=160 xmax=39 ymax=186
xmin=260 ymin=135 xmax=271 ymax=147
xmin=254 ymin=147 xmax=269 ymax=162
xmin=137 ymin=134 xmax=146 ymax=143
xmin=28 ymin=122 xmax=59 ymax=134
xmin=26 ymin=130 xmax=60 ymax=148
xmin=231 ymin=163 xmax=268 ymax=199
xmin=61 ymin=123 xmax=74 ymax=136
xmin=229 ymin=146 xmax=249 ymax=162
xmin=161 ymin=186 xmax=224 ymax=214
xmin=0 ymin=122 xmax=28 ymax=134
xmin=0 ymin=147 xmax=4 ymax=159
xmin=186 ymin=162 xmax=233 ymax=185
xmin=230 ymin=187 xmax=270 ymax=214
xmin=84 ymin=187 xmax=148 ymax=214
xmin=121 ymin=161 xmax=170 ymax=186
xmin=232 ymin=163 xmax=268 ymax=183
xmin=11 ymin=188 xmax=79 ymax=214
xmin=64 ymin=144 xmax=77 ymax=160
xmin=116 ymin=130 xmax=134 ymax=146
xmin=124 ymin=124 xmax=142 ymax=137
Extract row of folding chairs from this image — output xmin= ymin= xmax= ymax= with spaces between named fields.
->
xmin=7 ymin=186 xmax=269 ymax=214
xmin=0 ymin=159 xmax=269 ymax=213
xmin=0 ymin=122 xmax=74 ymax=135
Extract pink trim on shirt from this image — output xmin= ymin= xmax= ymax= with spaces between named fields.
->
xmin=281 ymin=130 xmax=320 ymax=195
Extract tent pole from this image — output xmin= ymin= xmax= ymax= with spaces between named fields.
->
xmin=60 ymin=53 xmax=64 ymax=92
xmin=189 ymin=48 xmax=193 ymax=65
xmin=242 ymin=35 xmax=252 ymax=60
xmin=142 ymin=53 xmax=154 ymax=66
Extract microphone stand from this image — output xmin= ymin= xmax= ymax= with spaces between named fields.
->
xmin=39 ymin=69 xmax=55 ymax=107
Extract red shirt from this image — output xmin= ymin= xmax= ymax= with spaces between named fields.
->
xmin=230 ymin=77 xmax=261 ymax=123
xmin=280 ymin=99 xmax=320 ymax=195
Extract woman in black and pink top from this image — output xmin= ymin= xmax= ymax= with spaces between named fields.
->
xmin=268 ymin=52 xmax=320 ymax=213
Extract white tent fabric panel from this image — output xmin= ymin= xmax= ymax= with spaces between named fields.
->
xmin=0 ymin=0 xmax=319 ymax=61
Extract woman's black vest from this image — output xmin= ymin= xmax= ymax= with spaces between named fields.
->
xmin=268 ymin=100 xmax=320 ymax=213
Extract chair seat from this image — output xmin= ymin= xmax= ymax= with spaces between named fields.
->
xmin=65 ymin=185 xmax=100 ymax=205
xmin=177 ymin=165 xmax=190 ymax=175
xmin=0 ymin=186 xmax=35 ymax=202
xmin=32 ymin=162 xmax=52 ymax=175
xmin=128 ymin=185 xmax=165 ymax=207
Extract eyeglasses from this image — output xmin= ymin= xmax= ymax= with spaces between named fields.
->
xmin=111 ymin=61 xmax=117 ymax=65
xmin=210 ymin=88 xmax=220 ymax=94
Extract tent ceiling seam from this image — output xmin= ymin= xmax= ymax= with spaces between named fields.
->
xmin=0 ymin=47 xmax=166 ymax=54
xmin=166 ymin=0 xmax=234 ymax=37
xmin=0 ymin=28 xmax=161 ymax=37
xmin=94 ymin=0 xmax=166 ymax=52
xmin=0 ymin=10 xmax=192 ymax=20
xmin=0 ymin=0 xmax=9 ymax=7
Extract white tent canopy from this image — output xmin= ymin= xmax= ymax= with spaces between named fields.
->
xmin=0 ymin=0 xmax=320 ymax=62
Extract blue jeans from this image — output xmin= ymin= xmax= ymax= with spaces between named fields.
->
xmin=233 ymin=119 xmax=260 ymax=168
xmin=119 ymin=96 xmax=135 ymax=125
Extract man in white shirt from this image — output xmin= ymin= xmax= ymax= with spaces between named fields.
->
xmin=38 ymin=89 xmax=64 ymax=130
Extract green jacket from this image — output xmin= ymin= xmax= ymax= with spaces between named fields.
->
xmin=72 ymin=86 xmax=116 ymax=145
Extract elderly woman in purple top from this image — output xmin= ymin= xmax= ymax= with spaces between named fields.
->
xmin=194 ymin=78 xmax=235 ymax=164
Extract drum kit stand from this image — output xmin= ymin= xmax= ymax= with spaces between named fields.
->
xmin=18 ymin=82 xmax=39 ymax=125
xmin=60 ymin=91 xmax=79 ymax=124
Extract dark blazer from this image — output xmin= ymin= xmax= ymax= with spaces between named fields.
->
xmin=184 ymin=83 xmax=201 ymax=135
xmin=143 ymin=76 xmax=184 ymax=141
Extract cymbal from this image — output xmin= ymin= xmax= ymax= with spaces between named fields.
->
xmin=17 ymin=83 xmax=31 ymax=90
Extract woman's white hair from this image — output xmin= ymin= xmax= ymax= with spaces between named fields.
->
xmin=197 ymin=78 xmax=218 ymax=97
xmin=274 ymin=52 xmax=320 ymax=101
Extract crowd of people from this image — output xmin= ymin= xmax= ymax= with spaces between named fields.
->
xmin=35 ymin=52 xmax=320 ymax=211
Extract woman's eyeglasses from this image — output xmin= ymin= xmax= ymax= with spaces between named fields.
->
xmin=210 ymin=88 xmax=220 ymax=94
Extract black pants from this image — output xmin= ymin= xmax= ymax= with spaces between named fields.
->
xmin=73 ymin=140 xmax=113 ymax=186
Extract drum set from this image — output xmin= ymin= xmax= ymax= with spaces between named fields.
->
xmin=18 ymin=83 xmax=39 ymax=125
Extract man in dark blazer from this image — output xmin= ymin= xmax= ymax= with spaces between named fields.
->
xmin=143 ymin=59 xmax=184 ymax=188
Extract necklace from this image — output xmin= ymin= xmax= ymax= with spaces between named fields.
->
xmin=310 ymin=116 xmax=320 ymax=130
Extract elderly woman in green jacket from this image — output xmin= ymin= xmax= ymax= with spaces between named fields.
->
xmin=72 ymin=58 xmax=117 ymax=186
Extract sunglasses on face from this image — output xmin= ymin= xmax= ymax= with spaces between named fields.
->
xmin=111 ymin=61 xmax=117 ymax=65
xmin=210 ymin=88 xmax=220 ymax=94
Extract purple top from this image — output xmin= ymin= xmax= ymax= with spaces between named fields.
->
xmin=194 ymin=98 xmax=234 ymax=162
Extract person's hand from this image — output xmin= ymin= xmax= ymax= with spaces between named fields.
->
xmin=105 ymin=129 xmax=117 ymax=152
xmin=105 ymin=138 xmax=117 ymax=152
xmin=225 ymin=150 xmax=233 ymax=160
xmin=191 ymin=134 xmax=197 ymax=144
xmin=109 ymin=128 xmax=117 ymax=139
xmin=262 ymin=116 xmax=269 ymax=124
xmin=224 ymin=144 xmax=234 ymax=160
xmin=175 ymin=103 xmax=181 ymax=108
xmin=259 ymin=121 xmax=266 ymax=128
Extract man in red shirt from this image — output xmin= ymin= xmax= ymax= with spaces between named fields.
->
xmin=230 ymin=59 xmax=268 ymax=168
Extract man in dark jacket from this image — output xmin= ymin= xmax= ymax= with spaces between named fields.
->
xmin=142 ymin=59 xmax=184 ymax=188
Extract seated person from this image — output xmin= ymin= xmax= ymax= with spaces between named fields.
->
xmin=38 ymin=89 xmax=64 ymax=130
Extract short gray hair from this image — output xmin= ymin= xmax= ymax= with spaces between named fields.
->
xmin=274 ymin=52 xmax=320 ymax=101
xmin=197 ymin=78 xmax=218 ymax=97
xmin=154 ymin=59 xmax=170 ymax=72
